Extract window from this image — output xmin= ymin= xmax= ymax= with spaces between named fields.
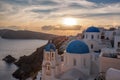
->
xmin=46 ymin=63 xmax=51 ymax=75
xmin=101 ymin=36 xmax=105 ymax=39
xmin=86 ymin=34 xmax=87 ymax=38
xmin=106 ymin=37 xmax=109 ymax=40
xmin=61 ymin=56 xmax=64 ymax=62
xmin=83 ymin=58 xmax=86 ymax=68
xmin=46 ymin=54 xmax=49 ymax=61
xmin=113 ymin=32 xmax=116 ymax=35
xmin=98 ymin=35 xmax=99 ymax=39
xmin=52 ymin=53 xmax=54 ymax=57
xmin=51 ymin=53 xmax=54 ymax=60
xmin=91 ymin=35 xmax=94 ymax=39
xmin=118 ymin=42 xmax=120 ymax=48
xmin=91 ymin=44 xmax=93 ymax=49
xmin=73 ymin=59 xmax=76 ymax=66
xmin=82 ymin=35 xmax=84 ymax=39
xmin=47 ymin=66 xmax=50 ymax=70
xmin=46 ymin=63 xmax=50 ymax=70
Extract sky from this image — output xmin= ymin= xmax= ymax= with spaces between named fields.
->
xmin=0 ymin=0 xmax=120 ymax=35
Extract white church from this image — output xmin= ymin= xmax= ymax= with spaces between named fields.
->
xmin=40 ymin=26 xmax=120 ymax=80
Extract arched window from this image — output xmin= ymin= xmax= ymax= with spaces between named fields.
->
xmin=83 ymin=58 xmax=86 ymax=68
xmin=51 ymin=52 xmax=54 ymax=60
xmin=52 ymin=53 xmax=54 ymax=57
xmin=86 ymin=34 xmax=87 ymax=38
xmin=91 ymin=44 xmax=93 ymax=49
xmin=46 ymin=54 xmax=49 ymax=61
xmin=82 ymin=35 xmax=84 ymax=39
xmin=98 ymin=35 xmax=99 ymax=39
xmin=61 ymin=56 xmax=64 ymax=62
xmin=118 ymin=42 xmax=120 ymax=48
xmin=91 ymin=35 xmax=94 ymax=39
xmin=106 ymin=37 xmax=109 ymax=40
xmin=47 ymin=65 xmax=50 ymax=70
xmin=73 ymin=59 xmax=76 ymax=66
xmin=46 ymin=63 xmax=51 ymax=75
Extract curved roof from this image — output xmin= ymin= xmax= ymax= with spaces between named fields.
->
xmin=66 ymin=40 xmax=89 ymax=54
xmin=86 ymin=26 xmax=100 ymax=32
xmin=45 ymin=43 xmax=56 ymax=51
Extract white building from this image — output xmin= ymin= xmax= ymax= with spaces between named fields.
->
xmin=106 ymin=68 xmax=120 ymax=80
xmin=39 ymin=26 xmax=120 ymax=80
xmin=99 ymin=27 xmax=120 ymax=73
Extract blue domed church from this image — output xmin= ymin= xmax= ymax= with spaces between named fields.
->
xmin=66 ymin=40 xmax=89 ymax=54
xmin=83 ymin=26 xmax=101 ymax=52
xmin=41 ymin=26 xmax=101 ymax=80
xmin=86 ymin=26 xmax=100 ymax=32
xmin=63 ymin=40 xmax=91 ymax=76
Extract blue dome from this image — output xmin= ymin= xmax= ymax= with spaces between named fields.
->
xmin=45 ymin=43 xmax=56 ymax=51
xmin=66 ymin=40 xmax=89 ymax=54
xmin=86 ymin=26 xmax=100 ymax=32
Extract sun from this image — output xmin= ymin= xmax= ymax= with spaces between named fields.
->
xmin=62 ymin=17 xmax=77 ymax=26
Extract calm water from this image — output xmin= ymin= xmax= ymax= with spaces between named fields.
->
xmin=0 ymin=37 xmax=47 ymax=80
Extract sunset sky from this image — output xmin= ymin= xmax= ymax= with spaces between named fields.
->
xmin=0 ymin=0 xmax=120 ymax=35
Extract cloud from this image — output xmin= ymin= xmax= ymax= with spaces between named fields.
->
xmin=56 ymin=2 xmax=120 ymax=17
xmin=0 ymin=0 xmax=60 ymax=20
xmin=0 ymin=26 xmax=22 ymax=30
xmin=70 ymin=13 xmax=120 ymax=19
xmin=73 ymin=0 xmax=96 ymax=7
xmin=0 ymin=0 xmax=120 ymax=26
xmin=30 ymin=8 xmax=58 ymax=14
xmin=87 ymin=0 xmax=120 ymax=4
xmin=41 ymin=25 xmax=54 ymax=30
xmin=0 ymin=0 xmax=59 ymax=6
xmin=0 ymin=0 xmax=29 ymax=6
xmin=33 ymin=0 xmax=59 ymax=6
xmin=87 ymin=13 xmax=120 ymax=17
xmin=41 ymin=25 xmax=82 ymax=30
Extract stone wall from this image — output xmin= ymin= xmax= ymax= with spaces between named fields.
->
xmin=99 ymin=57 xmax=120 ymax=73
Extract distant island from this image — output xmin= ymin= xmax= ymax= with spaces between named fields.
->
xmin=0 ymin=29 xmax=57 ymax=40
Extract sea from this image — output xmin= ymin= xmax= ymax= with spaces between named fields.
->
xmin=0 ymin=37 xmax=48 ymax=80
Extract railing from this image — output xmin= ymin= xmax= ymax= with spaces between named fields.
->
xmin=94 ymin=72 xmax=105 ymax=80
xmin=102 ymin=53 xmax=117 ymax=58
xmin=116 ymin=48 xmax=120 ymax=52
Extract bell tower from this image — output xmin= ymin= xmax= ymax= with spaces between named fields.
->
xmin=41 ymin=40 xmax=59 ymax=80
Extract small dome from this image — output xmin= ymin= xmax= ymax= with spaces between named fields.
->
xmin=66 ymin=40 xmax=89 ymax=54
xmin=45 ymin=43 xmax=56 ymax=51
xmin=86 ymin=26 xmax=100 ymax=32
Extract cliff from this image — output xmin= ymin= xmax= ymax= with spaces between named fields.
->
xmin=12 ymin=36 xmax=68 ymax=79
xmin=0 ymin=29 xmax=57 ymax=40
xmin=2 ymin=55 xmax=16 ymax=63
xmin=0 ymin=29 xmax=10 ymax=36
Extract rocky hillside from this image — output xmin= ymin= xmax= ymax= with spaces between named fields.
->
xmin=12 ymin=36 xmax=68 ymax=80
